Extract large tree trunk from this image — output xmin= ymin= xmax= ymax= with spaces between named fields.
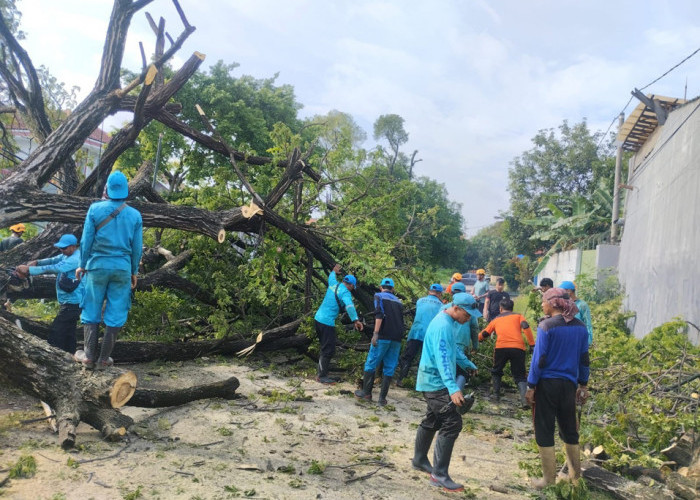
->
xmin=0 ymin=317 xmax=137 ymax=448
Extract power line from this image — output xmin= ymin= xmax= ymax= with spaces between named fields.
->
xmin=596 ymin=45 xmax=700 ymax=151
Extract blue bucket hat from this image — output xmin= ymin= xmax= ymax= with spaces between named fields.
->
xmin=429 ymin=283 xmax=443 ymax=293
xmin=453 ymin=293 xmax=482 ymax=318
xmin=54 ymin=234 xmax=78 ymax=248
xmin=451 ymin=282 xmax=467 ymax=294
xmin=106 ymin=171 xmax=129 ymax=199
xmin=380 ymin=277 xmax=394 ymax=288
xmin=559 ymin=280 xmax=576 ymax=291
xmin=343 ymin=275 xmax=357 ymax=286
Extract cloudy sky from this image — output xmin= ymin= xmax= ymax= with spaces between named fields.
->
xmin=16 ymin=0 xmax=700 ymax=236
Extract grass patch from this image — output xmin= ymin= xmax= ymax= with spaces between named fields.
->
xmin=8 ymin=454 xmax=36 ymax=479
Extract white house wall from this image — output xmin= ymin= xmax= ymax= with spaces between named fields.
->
xmin=618 ymin=100 xmax=700 ymax=344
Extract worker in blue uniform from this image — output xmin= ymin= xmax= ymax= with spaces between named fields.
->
xmin=313 ymin=263 xmax=363 ymax=383
xmin=74 ymin=171 xmax=142 ymax=369
xmin=411 ymin=293 xmax=480 ymax=493
xmin=16 ymin=234 xmax=84 ymax=353
xmin=395 ymin=283 xmax=443 ymax=387
xmin=354 ymin=278 xmax=404 ymax=405
xmin=444 ymin=283 xmax=479 ymax=390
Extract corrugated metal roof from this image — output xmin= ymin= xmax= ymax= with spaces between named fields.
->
xmin=617 ymin=94 xmax=686 ymax=151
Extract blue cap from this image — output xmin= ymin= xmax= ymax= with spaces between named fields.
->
xmin=54 ymin=234 xmax=78 ymax=248
xmin=453 ymin=293 xmax=482 ymax=318
xmin=559 ymin=280 xmax=576 ymax=290
xmin=106 ymin=171 xmax=129 ymax=199
xmin=380 ymin=277 xmax=394 ymax=288
xmin=451 ymin=282 xmax=467 ymax=294
xmin=429 ymin=283 xmax=443 ymax=292
xmin=343 ymin=275 xmax=357 ymax=286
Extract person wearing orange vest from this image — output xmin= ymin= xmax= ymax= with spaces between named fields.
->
xmin=479 ymin=297 xmax=534 ymax=406
xmin=443 ymin=273 xmax=462 ymax=295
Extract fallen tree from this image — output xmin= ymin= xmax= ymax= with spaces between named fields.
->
xmin=0 ymin=0 xmax=367 ymax=449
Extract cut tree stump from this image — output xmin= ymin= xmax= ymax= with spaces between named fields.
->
xmin=0 ymin=316 xmax=138 ymax=448
xmin=128 ymin=375 xmax=240 ymax=407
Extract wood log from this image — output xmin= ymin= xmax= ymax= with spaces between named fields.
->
xmin=661 ymin=433 xmax=697 ymax=467
xmin=582 ymin=462 xmax=675 ymax=499
xmin=110 ymin=319 xmax=305 ymax=362
xmin=0 ymin=308 xmax=51 ymax=340
xmin=128 ymin=375 xmax=239 ymax=407
xmin=0 ymin=316 xmax=138 ymax=448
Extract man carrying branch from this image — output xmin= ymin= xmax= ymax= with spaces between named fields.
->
xmin=313 ymin=263 xmax=363 ymax=384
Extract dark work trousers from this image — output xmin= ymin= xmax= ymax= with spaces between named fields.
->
xmin=455 ymin=365 xmax=470 ymax=386
xmin=398 ymin=339 xmax=423 ymax=378
xmin=419 ymin=389 xmax=463 ymax=440
xmin=315 ymin=320 xmax=337 ymax=359
xmin=492 ymin=347 xmax=527 ymax=382
xmin=48 ymin=303 xmax=80 ymax=354
xmin=533 ymin=378 xmax=579 ymax=447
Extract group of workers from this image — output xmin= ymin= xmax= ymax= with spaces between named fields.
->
xmin=4 ymin=174 xmax=592 ymax=493
xmin=314 ymin=266 xmax=591 ymax=493
xmin=8 ymin=171 xmax=142 ymax=370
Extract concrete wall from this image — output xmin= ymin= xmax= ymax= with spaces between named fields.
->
xmin=581 ymin=249 xmax=596 ymax=277
xmin=537 ymin=248 xmax=581 ymax=285
xmin=618 ymin=100 xmax=700 ymax=344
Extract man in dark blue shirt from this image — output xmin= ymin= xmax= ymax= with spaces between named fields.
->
xmin=526 ymin=287 xmax=590 ymax=488
xmin=354 ymin=278 xmax=404 ymax=406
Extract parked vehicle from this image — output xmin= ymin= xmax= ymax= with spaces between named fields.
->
xmin=460 ymin=273 xmax=478 ymax=286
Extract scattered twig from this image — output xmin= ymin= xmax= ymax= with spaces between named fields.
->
xmin=36 ymin=453 xmax=60 ymax=463
xmin=20 ymin=414 xmax=54 ymax=424
xmin=77 ymin=444 xmax=131 ymax=464
xmin=165 ymin=468 xmax=194 ymax=476
xmin=344 ymin=465 xmax=390 ymax=484
xmin=196 ymin=440 xmax=224 ymax=448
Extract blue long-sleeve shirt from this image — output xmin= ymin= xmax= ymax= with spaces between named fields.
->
xmin=80 ymin=200 xmax=143 ymax=274
xmin=416 ymin=311 xmax=476 ymax=394
xmin=28 ymin=251 xmax=84 ymax=304
xmin=440 ymin=302 xmax=479 ymax=350
xmin=407 ymin=294 xmax=442 ymax=341
xmin=527 ymin=315 xmax=590 ymax=388
xmin=314 ymin=271 xmax=359 ymax=326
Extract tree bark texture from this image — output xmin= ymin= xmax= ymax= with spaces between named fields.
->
xmin=0 ymin=316 xmax=137 ymax=448
xmin=582 ymin=462 xmax=675 ymax=500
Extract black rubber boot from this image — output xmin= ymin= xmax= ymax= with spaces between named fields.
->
xmin=411 ymin=426 xmax=436 ymax=473
xmin=517 ymin=381 xmax=529 ymax=408
xmin=96 ymin=326 xmax=120 ymax=370
xmin=429 ymin=435 xmax=463 ymax=492
xmin=396 ymin=360 xmax=410 ymax=387
xmin=316 ymin=356 xmax=336 ymax=384
xmin=491 ymin=375 xmax=502 ymax=401
xmin=354 ymin=370 xmax=375 ymax=401
xmin=377 ymin=376 xmax=392 ymax=406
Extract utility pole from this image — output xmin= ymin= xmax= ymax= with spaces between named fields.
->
xmin=611 ymin=113 xmax=625 ymax=243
